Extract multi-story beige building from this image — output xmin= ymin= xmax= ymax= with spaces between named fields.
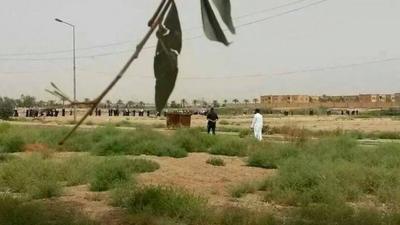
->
xmin=261 ymin=93 xmax=398 ymax=108
xmin=359 ymin=94 xmax=378 ymax=103
xmin=260 ymin=95 xmax=310 ymax=105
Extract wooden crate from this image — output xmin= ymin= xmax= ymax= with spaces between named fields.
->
xmin=166 ymin=113 xmax=192 ymax=128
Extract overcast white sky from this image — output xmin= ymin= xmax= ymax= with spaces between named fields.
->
xmin=1 ymin=0 xmax=400 ymax=103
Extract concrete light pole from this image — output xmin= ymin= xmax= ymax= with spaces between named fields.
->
xmin=55 ymin=18 xmax=77 ymax=122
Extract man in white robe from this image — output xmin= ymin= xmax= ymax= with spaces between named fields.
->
xmin=251 ymin=109 xmax=263 ymax=141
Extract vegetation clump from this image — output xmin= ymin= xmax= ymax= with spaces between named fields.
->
xmin=112 ymin=185 xmax=208 ymax=223
xmin=90 ymin=157 xmax=159 ymax=191
xmin=206 ymin=157 xmax=225 ymax=166
xmin=0 ymin=194 xmax=97 ymax=225
xmin=0 ymin=155 xmax=62 ymax=199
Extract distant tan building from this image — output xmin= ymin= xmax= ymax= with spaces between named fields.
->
xmin=359 ymin=94 xmax=378 ymax=103
xmin=261 ymin=93 xmax=399 ymax=108
xmin=309 ymin=96 xmax=320 ymax=103
xmin=395 ymin=93 xmax=400 ymax=103
xmin=342 ymin=95 xmax=359 ymax=103
xmin=260 ymin=95 xmax=310 ymax=105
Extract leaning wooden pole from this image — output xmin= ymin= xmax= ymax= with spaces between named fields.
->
xmin=59 ymin=0 xmax=172 ymax=145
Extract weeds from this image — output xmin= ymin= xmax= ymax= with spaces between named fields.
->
xmin=89 ymin=157 xmax=159 ymax=191
xmin=230 ymin=182 xmax=259 ymax=198
xmin=172 ymin=128 xmax=216 ymax=152
xmin=262 ymin=136 xmax=400 ymax=209
xmin=0 ymin=194 xmax=97 ymax=225
xmin=0 ymin=133 xmax=25 ymax=153
xmin=112 ymin=185 xmax=208 ymax=222
xmin=209 ymin=136 xmax=248 ymax=156
xmin=206 ymin=157 xmax=225 ymax=166
xmin=0 ymin=155 xmax=62 ymax=199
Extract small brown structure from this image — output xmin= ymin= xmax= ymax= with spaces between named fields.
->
xmin=166 ymin=113 xmax=192 ymax=128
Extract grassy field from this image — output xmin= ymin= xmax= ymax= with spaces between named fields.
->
xmin=1 ymin=121 xmax=400 ymax=225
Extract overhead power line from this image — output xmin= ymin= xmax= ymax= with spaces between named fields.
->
xmin=76 ymin=56 xmax=400 ymax=80
xmin=0 ymin=0 xmax=328 ymax=60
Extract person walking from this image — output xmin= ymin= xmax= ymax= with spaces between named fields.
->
xmin=251 ymin=109 xmax=263 ymax=141
xmin=206 ymin=108 xmax=218 ymax=135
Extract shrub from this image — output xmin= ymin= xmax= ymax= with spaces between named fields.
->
xmin=264 ymin=156 xmax=340 ymax=205
xmin=216 ymin=207 xmax=278 ymax=225
xmin=129 ymin=158 xmax=160 ymax=173
xmin=0 ymin=123 xmax=11 ymax=134
xmin=89 ymin=157 xmax=136 ymax=191
xmin=172 ymin=128 xmax=215 ymax=152
xmin=0 ymin=156 xmax=62 ymax=199
xmin=91 ymin=134 xmax=132 ymax=156
xmin=206 ymin=157 xmax=225 ymax=166
xmin=0 ymin=194 xmax=97 ymax=225
xmin=219 ymin=120 xmax=230 ymax=125
xmin=209 ymin=136 xmax=248 ymax=156
xmin=0 ymin=153 xmax=15 ymax=163
xmin=288 ymin=203 xmax=400 ymax=225
xmin=0 ymin=97 xmax=15 ymax=120
xmin=90 ymin=126 xmax=188 ymax=158
xmin=134 ymin=140 xmax=188 ymax=158
xmin=238 ymin=129 xmax=251 ymax=138
xmin=230 ymin=182 xmax=259 ymax=198
xmin=112 ymin=185 xmax=207 ymax=222
xmin=0 ymin=133 xmax=25 ymax=153
xmin=247 ymin=149 xmax=280 ymax=169
xmin=59 ymin=156 xmax=98 ymax=186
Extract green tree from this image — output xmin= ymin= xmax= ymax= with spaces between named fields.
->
xmin=138 ymin=101 xmax=145 ymax=108
xmin=233 ymin=99 xmax=239 ymax=104
xmin=253 ymin=98 xmax=259 ymax=105
xmin=212 ymin=100 xmax=220 ymax=108
xmin=170 ymin=101 xmax=178 ymax=108
xmin=0 ymin=97 xmax=15 ymax=120
xmin=19 ymin=95 xmax=36 ymax=108
xmin=127 ymin=101 xmax=135 ymax=108
xmin=117 ymin=99 xmax=124 ymax=106
xmin=192 ymin=99 xmax=198 ymax=107
xmin=106 ymin=100 xmax=112 ymax=108
xmin=244 ymin=99 xmax=249 ymax=105
xmin=181 ymin=99 xmax=187 ymax=108
xmin=47 ymin=100 xmax=55 ymax=107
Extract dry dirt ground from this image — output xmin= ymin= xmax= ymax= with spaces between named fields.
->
xmin=137 ymin=153 xmax=273 ymax=209
xmin=48 ymin=153 xmax=274 ymax=224
xmin=15 ymin=114 xmax=400 ymax=132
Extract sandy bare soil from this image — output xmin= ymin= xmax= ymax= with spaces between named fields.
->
xmin=45 ymin=153 xmax=274 ymax=224
xmin=137 ymin=153 xmax=273 ymax=210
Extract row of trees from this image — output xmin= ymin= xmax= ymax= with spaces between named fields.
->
xmin=1 ymin=95 xmax=260 ymax=109
xmin=173 ymin=98 xmax=260 ymax=108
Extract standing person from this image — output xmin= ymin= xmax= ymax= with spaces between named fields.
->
xmin=206 ymin=108 xmax=218 ymax=135
xmin=251 ymin=109 xmax=263 ymax=141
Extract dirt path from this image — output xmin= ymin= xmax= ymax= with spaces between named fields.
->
xmin=47 ymin=153 xmax=274 ymax=224
xmin=137 ymin=153 xmax=274 ymax=210
xmin=56 ymin=185 xmax=128 ymax=225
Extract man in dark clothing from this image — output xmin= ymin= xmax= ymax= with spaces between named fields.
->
xmin=206 ymin=108 xmax=219 ymax=135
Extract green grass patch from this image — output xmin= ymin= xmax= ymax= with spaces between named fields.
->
xmin=0 ymin=155 xmax=62 ymax=199
xmin=0 ymin=194 xmax=97 ymax=225
xmin=209 ymin=136 xmax=249 ymax=156
xmin=172 ymin=128 xmax=217 ymax=152
xmin=89 ymin=157 xmax=159 ymax=191
xmin=112 ymin=185 xmax=208 ymax=223
xmin=230 ymin=182 xmax=259 ymax=198
xmin=262 ymin=136 xmax=400 ymax=208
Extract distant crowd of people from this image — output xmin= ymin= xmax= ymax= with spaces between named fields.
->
xmin=105 ymin=108 xmax=153 ymax=117
xmin=13 ymin=108 xmax=162 ymax=118
xmin=16 ymin=108 xmax=70 ymax=118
